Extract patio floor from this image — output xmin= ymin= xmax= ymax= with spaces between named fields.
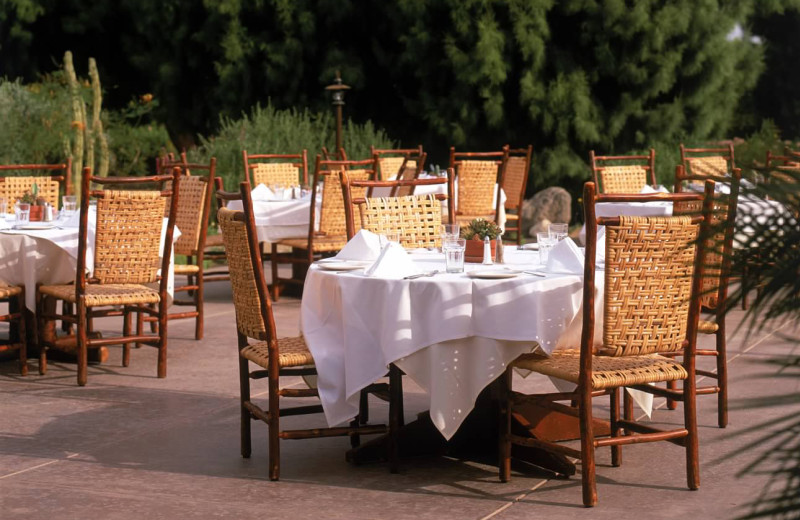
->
xmin=1 ymin=278 xmax=799 ymax=519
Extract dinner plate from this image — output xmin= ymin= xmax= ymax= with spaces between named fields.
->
xmin=13 ymin=223 xmax=56 ymax=230
xmin=466 ymin=269 xmax=521 ymax=279
xmin=316 ymin=261 xmax=366 ymax=272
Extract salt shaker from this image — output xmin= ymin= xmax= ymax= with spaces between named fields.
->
xmin=482 ymin=236 xmax=494 ymax=265
xmin=43 ymin=203 xmax=54 ymax=222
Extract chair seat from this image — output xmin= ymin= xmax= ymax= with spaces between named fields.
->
xmin=0 ymin=284 xmax=23 ymax=299
xmin=279 ymin=235 xmax=348 ymax=253
xmin=174 ymin=264 xmax=201 ymax=275
xmin=240 ymin=336 xmax=315 ymax=369
xmin=504 ymin=213 xmax=519 ymax=221
xmin=698 ymin=320 xmax=719 ymax=334
xmin=39 ymin=283 xmax=160 ymax=306
xmin=205 ymin=234 xmax=225 ymax=248
xmin=514 ymin=349 xmax=688 ymax=390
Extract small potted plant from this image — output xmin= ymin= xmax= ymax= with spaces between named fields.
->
xmin=461 ymin=218 xmax=502 ymax=262
xmin=19 ymin=183 xmax=47 ymax=221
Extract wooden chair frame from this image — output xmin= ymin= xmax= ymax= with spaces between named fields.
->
xmin=242 ymin=150 xmax=309 ymax=188
xmin=0 ymin=160 xmax=73 ymax=210
xmin=0 ymin=284 xmax=27 ymax=375
xmin=269 ymin=156 xmax=378 ymax=301
xmin=215 ymin=181 xmax=388 ymax=480
xmin=680 ymin=143 xmax=735 ymax=181
xmin=498 ymin=145 xmax=533 ymax=245
xmin=589 ymin=149 xmax=656 ymax=194
xmin=36 ymin=168 xmax=180 ymax=386
xmin=449 ymin=147 xmax=505 ymax=226
xmin=500 ymin=182 xmax=715 ymax=506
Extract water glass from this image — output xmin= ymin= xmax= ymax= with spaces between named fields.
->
xmin=62 ymin=195 xmax=77 ymax=214
xmin=443 ymin=237 xmax=466 ymax=273
xmin=549 ymin=223 xmax=569 ymax=242
xmin=537 ymin=232 xmax=556 ymax=265
xmin=15 ymin=202 xmax=30 ymax=226
xmin=439 ymin=223 xmax=461 ymax=248
xmin=0 ymin=197 xmax=7 ymax=216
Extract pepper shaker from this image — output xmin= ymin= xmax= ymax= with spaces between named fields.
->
xmin=495 ymin=236 xmax=504 ymax=264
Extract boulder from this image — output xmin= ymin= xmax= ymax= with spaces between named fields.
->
xmin=521 ymin=187 xmax=571 ymax=238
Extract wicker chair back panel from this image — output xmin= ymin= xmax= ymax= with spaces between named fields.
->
xmin=378 ymin=157 xmax=405 ymax=181
xmin=217 ymin=208 xmax=267 ymax=340
xmin=457 ymin=160 xmax=497 ymax=216
xmin=599 ymin=166 xmax=647 ymax=194
xmin=93 ymin=191 xmax=166 ymax=284
xmin=600 ymin=215 xmax=699 ymax=357
xmin=503 ymin=156 xmax=527 ymax=207
xmin=687 ymin=156 xmax=728 ymax=178
xmin=362 ymin=195 xmax=443 ymax=249
xmin=320 ymin=168 xmax=370 ymax=236
xmin=1 ymin=176 xmax=61 ymax=210
xmin=253 ymin=163 xmax=300 ymax=189
xmin=171 ymin=176 xmax=208 ymax=255
xmin=394 ymin=163 xmax=420 ymax=197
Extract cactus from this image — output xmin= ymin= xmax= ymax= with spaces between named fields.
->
xmin=64 ymin=51 xmax=84 ymax=197
xmin=88 ymin=58 xmax=109 ymax=176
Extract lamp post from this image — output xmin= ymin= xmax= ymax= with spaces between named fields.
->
xmin=325 ymin=71 xmax=351 ymax=158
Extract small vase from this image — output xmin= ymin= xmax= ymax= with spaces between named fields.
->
xmin=464 ymin=238 xmax=496 ymax=263
xmin=29 ymin=205 xmax=44 ymax=222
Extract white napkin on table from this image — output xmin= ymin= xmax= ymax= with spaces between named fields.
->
xmin=546 ymin=238 xmax=585 ymax=274
xmin=640 ymin=184 xmax=669 ymax=194
xmin=365 ymin=242 xmax=419 ymax=279
xmin=335 ymin=229 xmax=382 ymax=261
xmin=251 ymin=184 xmax=276 ymax=201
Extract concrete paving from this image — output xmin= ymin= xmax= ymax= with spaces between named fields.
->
xmin=1 ymin=278 xmax=799 ymax=519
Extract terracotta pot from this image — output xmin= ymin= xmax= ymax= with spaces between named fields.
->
xmin=29 ymin=205 xmax=43 ymax=222
xmin=464 ymin=238 xmax=496 ymax=263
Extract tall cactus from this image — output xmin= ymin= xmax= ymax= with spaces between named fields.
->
xmin=64 ymin=51 xmax=84 ymax=197
xmin=88 ymin=58 xmax=109 ymax=176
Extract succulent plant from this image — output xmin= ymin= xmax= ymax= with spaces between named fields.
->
xmin=461 ymin=218 xmax=501 ymax=241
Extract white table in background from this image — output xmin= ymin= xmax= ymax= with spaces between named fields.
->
xmin=228 ymin=195 xmax=319 ymax=244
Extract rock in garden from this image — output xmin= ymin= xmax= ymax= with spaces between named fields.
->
xmin=522 ymin=187 xmax=571 ymax=238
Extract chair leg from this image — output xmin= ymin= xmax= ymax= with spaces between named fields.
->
xmin=498 ymin=367 xmax=512 ymax=482
xmin=683 ymin=374 xmax=700 ymax=490
xmin=388 ymin=364 xmax=403 ymax=473
xmin=666 ymin=380 xmax=679 ymax=410
xmin=578 ymin=382 xmax=597 ymax=507
xmin=270 ymin=243 xmax=280 ymax=302
xmin=12 ymin=291 xmax=28 ymax=376
xmin=36 ymin=292 xmax=51 ymax=376
xmin=195 ymin=264 xmax=204 ymax=341
xmin=716 ymin=326 xmax=728 ymax=428
xmin=157 ymin=302 xmax=167 ymax=378
xmin=76 ymin=300 xmax=88 ymax=386
xmin=239 ymin=356 xmax=252 ymax=458
xmin=122 ymin=307 xmax=131 ymax=367
xmin=610 ymin=388 xmax=621 ymax=467
xmin=268 ymin=369 xmax=280 ymax=481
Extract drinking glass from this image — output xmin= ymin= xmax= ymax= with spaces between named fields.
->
xmin=439 ymin=223 xmax=461 ymax=250
xmin=549 ymin=223 xmax=569 ymax=242
xmin=0 ymin=197 xmax=7 ymax=217
xmin=15 ymin=202 xmax=30 ymax=226
xmin=443 ymin=237 xmax=466 ymax=273
xmin=537 ymin=231 xmax=556 ymax=265
xmin=274 ymin=186 xmax=286 ymax=200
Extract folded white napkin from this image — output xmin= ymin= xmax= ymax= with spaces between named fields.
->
xmin=640 ymin=184 xmax=669 ymax=194
xmin=365 ymin=242 xmax=420 ymax=279
xmin=251 ymin=183 xmax=276 ymax=201
xmin=546 ymin=238 xmax=585 ymax=274
xmin=336 ymin=229 xmax=382 ymax=261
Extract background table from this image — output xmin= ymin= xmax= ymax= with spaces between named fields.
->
xmin=228 ymin=195 xmax=319 ymax=244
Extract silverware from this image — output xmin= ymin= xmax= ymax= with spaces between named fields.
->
xmin=404 ymin=269 xmax=440 ymax=280
xmin=521 ymin=270 xmax=546 ymax=277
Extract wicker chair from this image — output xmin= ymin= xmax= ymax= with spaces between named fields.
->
xmin=589 ymin=149 xmax=656 ymax=194
xmin=0 ymin=282 xmax=27 ymax=375
xmin=499 ymin=145 xmax=533 ymax=245
xmin=680 ymin=143 xmax=735 ymax=183
xmin=243 ymin=150 xmax=309 ymax=189
xmin=139 ymin=157 xmax=217 ymax=341
xmin=370 ymin=145 xmax=425 ymax=181
xmin=36 ymin=167 xmax=180 ymax=386
xmin=449 ymin=147 xmax=504 ymax=227
xmin=0 ymin=160 xmax=72 ymax=210
xmin=269 ymin=156 xmax=378 ymax=301
xmin=664 ymin=169 xmax=741 ymax=428
xmin=340 ymin=170 xmax=455 ymax=249
xmin=499 ymin=181 xmax=714 ymax=507
xmin=216 ymin=181 xmax=387 ymax=480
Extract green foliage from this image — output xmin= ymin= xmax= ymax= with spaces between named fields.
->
xmin=188 ymin=101 xmax=394 ymax=192
xmin=461 ymin=218 xmax=502 ymax=241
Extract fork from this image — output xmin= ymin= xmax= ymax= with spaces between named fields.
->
xmin=404 ymin=269 xmax=440 ymax=280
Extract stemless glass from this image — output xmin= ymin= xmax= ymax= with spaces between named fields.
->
xmin=537 ymin=231 xmax=556 ymax=265
xmin=62 ymin=195 xmax=77 ymax=214
xmin=549 ymin=223 xmax=569 ymax=242
xmin=443 ymin=237 xmax=466 ymax=273
xmin=15 ymin=202 xmax=30 ymax=226
xmin=0 ymin=197 xmax=7 ymax=217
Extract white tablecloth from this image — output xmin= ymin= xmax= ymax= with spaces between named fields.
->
xmin=300 ymin=248 xmax=603 ymax=440
xmin=0 ymin=210 xmax=179 ymax=310
xmin=228 ymin=195 xmax=320 ymax=244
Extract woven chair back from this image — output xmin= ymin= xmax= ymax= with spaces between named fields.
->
xmin=171 ymin=175 xmax=209 ymax=256
xmin=687 ymin=156 xmax=728 ymax=179
xmin=503 ymin=156 xmax=528 ymax=207
xmin=599 ymin=166 xmax=647 ymax=194
xmin=0 ymin=176 xmax=61 ymax=210
xmin=394 ymin=162 xmax=421 ymax=197
xmin=217 ymin=207 xmax=268 ymax=341
xmin=599 ymin=215 xmax=700 ymax=357
xmin=457 ymin=160 xmax=498 ymax=216
xmin=93 ymin=190 xmax=167 ymax=284
xmin=320 ymin=168 xmax=371 ymax=236
xmin=362 ymin=195 xmax=444 ymax=249
xmin=377 ymin=157 xmax=406 ymax=181
xmin=252 ymin=163 xmax=301 ymax=189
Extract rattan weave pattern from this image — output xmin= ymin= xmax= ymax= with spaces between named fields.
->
xmin=503 ymin=156 xmax=527 ymax=207
xmin=457 ymin=160 xmax=498 ymax=216
xmin=93 ymin=191 xmax=166 ymax=285
xmin=362 ymin=195 xmax=443 ymax=249
xmin=0 ymin=284 xmax=22 ymax=298
xmin=38 ymin=283 xmax=159 ymax=306
xmin=280 ymin=235 xmax=348 ymax=253
xmin=173 ymin=264 xmax=201 ymax=275
xmin=687 ymin=156 xmax=728 ymax=178
xmin=599 ymin=166 xmax=647 ymax=194
xmin=217 ymin=208 xmax=267 ymax=340
xmin=240 ymin=336 xmax=314 ymax=369
xmin=600 ymin=215 xmax=698 ymax=357
xmin=514 ymin=349 xmax=688 ymax=390
xmin=378 ymin=157 xmax=405 ymax=181
xmin=252 ymin=163 xmax=300 ymax=189
xmin=320 ymin=168 xmax=370 ymax=236
xmin=171 ymin=176 xmax=208 ymax=256
xmin=0 ymin=176 xmax=61 ymax=210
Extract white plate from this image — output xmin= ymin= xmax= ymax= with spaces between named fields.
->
xmin=466 ymin=269 xmax=521 ymax=279
xmin=13 ymin=223 xmax=56 ymax=230
xmin=316 ymin=261 xmax=366 ymax=272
